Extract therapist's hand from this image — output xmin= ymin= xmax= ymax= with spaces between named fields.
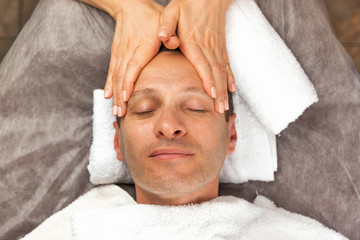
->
xmin=158 ymin=0 xmax=236 ymax=113
xmin=104 ymin=0 xmax=178 ymax=117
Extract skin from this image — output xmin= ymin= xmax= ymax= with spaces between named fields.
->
xmin=78 ymin=0 xmax=235 ymax=117
xmin=113 ymin=51 xmax=237 ymax=206
xmin=158 ymin=0 xmax=236 ymax=113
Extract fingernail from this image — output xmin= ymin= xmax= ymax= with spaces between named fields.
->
xmin=158 ymin=30 xmax=168 ymax=38
xmin=117 ymin=106 xmax=122 ymax=117
xmin=219 ymin=102 xmax=224 ymax=113
xmin=224 ymin=100 xmax=229 ymax=111
xmin=113 ymin=105 xmax=117 ymax=116
xmin=122 ymin=90 xmax=126 ymax=102
xmin=231 ymin=83 xmax=236 ymax=92
xmin=211 ymin=87 xmax=217 ymax=98
xmin=104 ymin=89 xmax=110 ymax=98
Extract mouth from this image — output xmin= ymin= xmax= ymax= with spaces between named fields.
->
xmin=149 ymin=148 xmax=195 ymax=161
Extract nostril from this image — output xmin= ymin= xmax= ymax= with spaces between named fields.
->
xmin=173 ymin=130 xmax=181 ymax=136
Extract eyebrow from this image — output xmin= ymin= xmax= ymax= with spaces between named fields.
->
xmin=182 ymin=86 xmax=208 ymax=96
xmin=131 ymin=86 xmax=208 ymax=101
xmin=131 ymin=88 xmax=157 ymax=100
xmin=131 ymin=87 xmax=207 ymax=98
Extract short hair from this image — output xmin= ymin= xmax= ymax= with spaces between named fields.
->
xmin=116 ymin=46 xmax=234 ymax=126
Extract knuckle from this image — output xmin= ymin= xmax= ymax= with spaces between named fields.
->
xmin=228 ymin=74 xmax=235 ymax=83
xmin=111 ymin=46 xmax=118 ymax=57
xmin=106 ymin=73 xmax=113 ymax=83
xmin=201 ymin=75 xmax=214 ymax=85
xmin=115 ymin=94 xmax=122 ymax=104
xmin=229 ymin=69 xmax=235 ymax=78
xmin=193 ymin=56 xmax=209 ymax=66
xmin=122 ymin=78 xmax=131 ymax=86
xmin=212 ymin=64 xmax=226 ymax=76
xmin=104 ymin=80 xmax=111 ymax=88
xmin=113 ymin=72 xmax=123 ymax=82
xmin=127 ymin=59 xmax=142 ymax=69
xmin=111 ymin=74 xmax=117 ymax=83
xmin=218 ymin=90 xmax=227 ymax=98
xmin=217 ymin=85 xmax=228 ymax=95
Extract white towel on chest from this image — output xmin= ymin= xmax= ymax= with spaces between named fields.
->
xmin=72 ymin=187 xmax=347 ymax=240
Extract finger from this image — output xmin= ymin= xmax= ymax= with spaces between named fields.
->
xmin=112 ymin=100 xmax=127 ymax=118
xmin=112 ymin=71 xmax=120 ymax=109
xmin=159 ymin=0 xmax=180 ymax=42
xmin=105 ymin=42 xmax=120 ymax=99
xmin=106 ymin=21 xmax=123 ymax=100
xmin=104 ymin=58 xmax=116 ymax=99
xmin=203 ymin=48 xmax=228 ymax=113
xmin=223 ymin=44 xmax=236 ymax=92
xmin=122 ymin=43 xmax=160 ymax=102
xmin=180 ymin=43 xmax=217 ymax=100
xmin=112 ymin=55 xmax=129 ymax=109
xmin=163 ymin=34 xmax=180 ymax=49
xmin=113 ymin=58 xmax=129 ymax=117
xmin=112 ymin=56 xmax=128 ymax=117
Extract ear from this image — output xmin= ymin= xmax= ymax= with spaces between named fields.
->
xmin=113 ymin=121 xmax=125 ymax=161
xmin=226 ymin=113 xmax=237 ymax=154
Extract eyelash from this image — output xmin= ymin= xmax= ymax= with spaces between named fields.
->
xmin=135 ymin=111 xmax=154 ymax=116
xmin=135 ymin=109 xmax=206 ymax=116
xmin=188 ymin=109 xmax=206 ymax=113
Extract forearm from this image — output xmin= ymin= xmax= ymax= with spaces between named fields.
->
xmin=78 ymin=0 xmax=155 ymax=19
xmin=78 ymin=0 xmax=121 ymax=18
xmin=223 ymin=0 xmax=235 ymax=10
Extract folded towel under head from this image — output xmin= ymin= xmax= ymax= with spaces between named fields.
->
xmin=88 ymin=0 xmax=317 ymax=185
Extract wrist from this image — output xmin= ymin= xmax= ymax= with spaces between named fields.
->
xmin=112 ymin=0 xmax=156 ymax=20
xmin=223 ymin=0 xmax=235 ymax=9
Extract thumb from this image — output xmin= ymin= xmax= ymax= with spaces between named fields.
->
xmin=158 ymin=1 xmax=180 ymax=42
xmin=163 ymin=34 xmax=181 ymax=49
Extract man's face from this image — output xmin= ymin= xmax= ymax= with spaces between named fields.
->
xmin=114 ymin=51 xmax=237 ymax=196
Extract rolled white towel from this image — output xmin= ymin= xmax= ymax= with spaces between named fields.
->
xmin=88 ymin=90 xmax=132 ymax=184
xmin=220 ymin=94 xmax=277 ymax=183
xmin=225 ymin=0 xmax=318 ymax=134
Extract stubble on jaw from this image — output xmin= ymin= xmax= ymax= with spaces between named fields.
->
xmin=119 ymin=134 xmax=227 ymax=195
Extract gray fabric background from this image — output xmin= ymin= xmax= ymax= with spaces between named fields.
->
xmin=0 ymin=0 xmax=359 ymax=239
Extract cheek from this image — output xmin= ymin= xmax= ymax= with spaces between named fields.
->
xmin=190 ymin=118 xmax=229 ymax=151
xmin=120 ymin=121 xmax=153 ymax=158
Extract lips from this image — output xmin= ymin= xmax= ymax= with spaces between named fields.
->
xmin=149 ymin=148 xmax=194 ymax=160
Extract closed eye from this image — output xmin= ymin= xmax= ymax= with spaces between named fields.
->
xmin=188 ymin=109 xmax=206 ymax=113
xmin=135 ymin=111 xmax=154 ymax=115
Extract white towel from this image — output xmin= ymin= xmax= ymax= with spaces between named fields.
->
xmin=21 ymin=185 xmax=136 ymax=240
xmin=72 ymin=187 xmax=347 ymax=240
xmin=220 ymin=94 xmax=277 ymax=183
xmin=88 ymin=0 xmax=318 ymax=185
xmin=88 ymin=90 xmax=132 ymax=184
xmin=225 ymin=0 xmax=318 ymax=134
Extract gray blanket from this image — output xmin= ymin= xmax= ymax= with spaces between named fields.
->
xmin=0 ymin=0 xmax=359 ymax=239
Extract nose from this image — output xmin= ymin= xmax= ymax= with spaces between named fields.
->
xmin=154 ymin=108 xmax=187 ymax=139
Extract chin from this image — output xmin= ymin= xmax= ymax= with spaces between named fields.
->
xmin=137 ymin=172 xmax=214 ymax=195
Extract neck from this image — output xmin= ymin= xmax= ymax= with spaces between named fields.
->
xmin=135 ymin=176 xmax=220 ymax=206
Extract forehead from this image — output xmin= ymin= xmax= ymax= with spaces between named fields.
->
xmin=133 ymin=51 xmax=204 ymax=95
